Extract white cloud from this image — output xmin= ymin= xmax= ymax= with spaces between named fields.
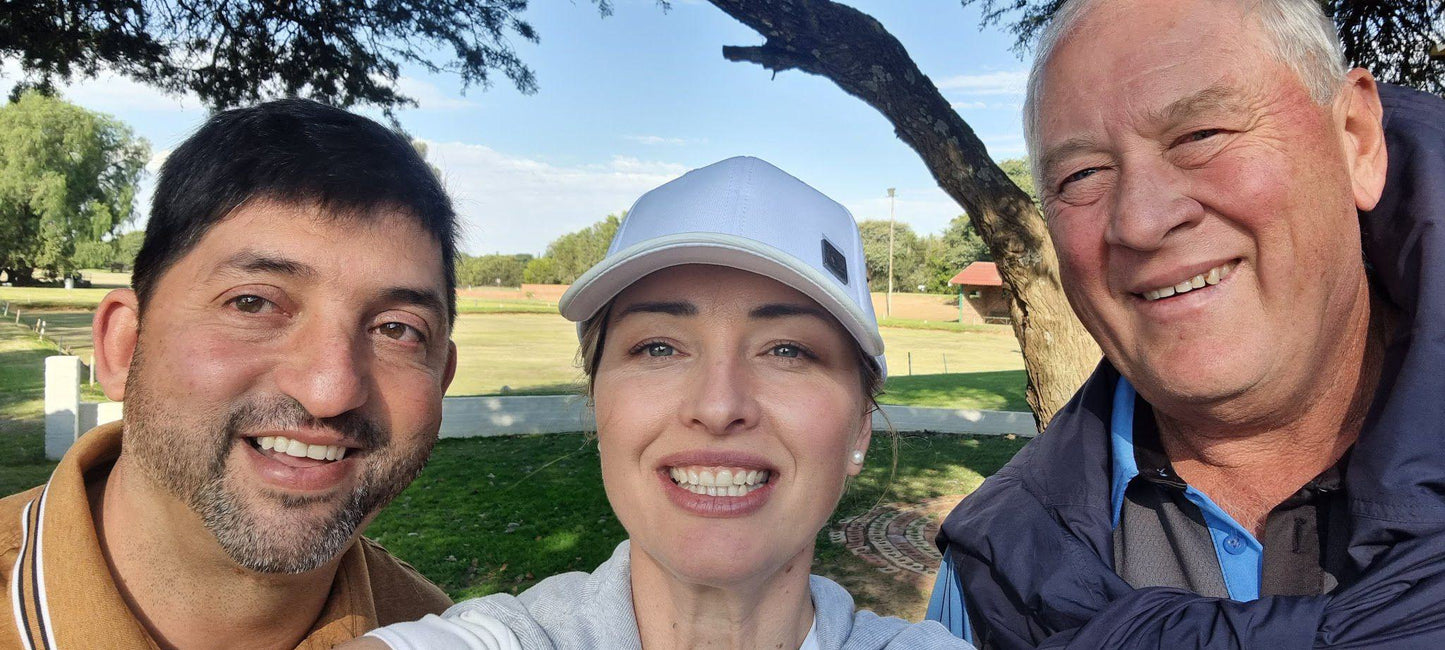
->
xmin=936 ymin=70 xmax=1028 ymax=95
xmin=394 ymin=76 xmax=478 ymax=111
xmin=1 ymin=58 xmax=206 ymax=113
xmin=423 ymin=142 xmax=687 ymax=254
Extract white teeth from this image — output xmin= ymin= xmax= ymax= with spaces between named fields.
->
xmin=257 ymin=435 xmax=346 ymax=462
xmin=669 ymin=466 xmax=771 ymax=497
xmin=1141 ymin=263 xmax=1234 ymax=301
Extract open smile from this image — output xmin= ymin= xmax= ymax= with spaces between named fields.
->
xmin=241 ymin=433 xmax=365 ymax=492
xmin=656 ymin=453 xmax=779 ymax=517
xmin=1135 ymin=261 xmax=1237 ymax=301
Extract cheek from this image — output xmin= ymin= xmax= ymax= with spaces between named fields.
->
xmin=139 ymin=322 xmax=272 ymax=400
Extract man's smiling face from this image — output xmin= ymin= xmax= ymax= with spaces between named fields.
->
xmin=119 ymin=199 xmax=456 ymax=574
xmin=1035 ymin=0 xmax=1383 ymax=417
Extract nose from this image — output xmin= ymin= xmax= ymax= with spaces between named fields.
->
xmin=679 ymin=352 xmax=760 ymax=435
xmin=1105 ymin=158 xmax=1206 ymax=251
xmin=272 ymin=316 xmax=370 ymax=419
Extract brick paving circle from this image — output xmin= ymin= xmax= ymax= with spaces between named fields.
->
xmin=827 ymin=496 xmax=960 ymax=576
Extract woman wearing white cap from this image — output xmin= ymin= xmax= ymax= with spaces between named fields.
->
xmin=349 ymin=157 xmax=972 ymax=649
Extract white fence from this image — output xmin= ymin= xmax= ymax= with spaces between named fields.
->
xmin=44 ymin=355 xmax=1038 ymax=460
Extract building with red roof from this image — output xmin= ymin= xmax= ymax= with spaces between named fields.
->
xmin=948 ymin=261 xmax=1011 ymax=324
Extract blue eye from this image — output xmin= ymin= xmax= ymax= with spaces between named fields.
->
xmin=645 ymin=343 xmax=675 ymax=357
xmin=772 ymin=344 xmax=802 ymax=358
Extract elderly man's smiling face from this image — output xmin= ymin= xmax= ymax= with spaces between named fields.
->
xmin=1035 ymin=0 xmax=1387 ymax=417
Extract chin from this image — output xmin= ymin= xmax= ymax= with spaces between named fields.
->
xmin=1129 ymin=349 xmax=1267 ymax=408
xmin=654 ymin=536 xmax=781 ymax=586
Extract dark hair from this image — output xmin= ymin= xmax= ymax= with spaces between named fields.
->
xmin=132 ymin=98 xmax=458 ymax=323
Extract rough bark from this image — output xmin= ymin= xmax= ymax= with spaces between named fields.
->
xmin=706 ymin=0 xmax=1100 ymax=427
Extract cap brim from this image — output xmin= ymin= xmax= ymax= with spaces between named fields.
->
xmin=559 ymin=232 xmax=886 ymax=358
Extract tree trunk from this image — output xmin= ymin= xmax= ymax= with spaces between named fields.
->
xmin=706 ymin=0 xmax=1100 ymax=427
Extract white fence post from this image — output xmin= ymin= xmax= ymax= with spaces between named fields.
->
xmin=45 ymin=356 xmax=83 ymax=460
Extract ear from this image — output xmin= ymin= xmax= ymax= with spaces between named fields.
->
xmin=441 ymin=339 xmax=459 ymax=393
xmin=847 ymin=410 xmax=874 ymax=477
xmin=93 ymin=289 xmax=141 ymax=402
xmin=1336 ymin=68 xmax=1388 ymax=211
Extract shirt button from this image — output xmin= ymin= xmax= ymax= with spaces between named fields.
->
xmin=1223 ymin=534 xmax=1246 ymax=555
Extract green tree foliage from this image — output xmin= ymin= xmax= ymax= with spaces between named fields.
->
xmin=925 ymin=215 xmax=991 ymax=293
xmin=458 ymin=253 xmax=533 ymax=287
xmin=523 ymin=257 xmax=563 ymax=285
xmin=540 ymin=213 xmax=622 ymax=285
xmin=0 ymin=92 xmax=148 ymax=282
xmin=997 ymin=157 xmax=1038 ymax=205
xmin=961 ymin=0 xmax=1444 ymax=96
xmin=114 ymin=230 xmax=144 ymax=270
xmin=858 ymin=220 xmax=930 ymax=292
xmin=1 ymin=0 xmax=657 ymax=114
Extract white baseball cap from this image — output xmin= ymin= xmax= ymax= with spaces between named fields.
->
xmin=559 ymin=156 xmax=886 ymax=377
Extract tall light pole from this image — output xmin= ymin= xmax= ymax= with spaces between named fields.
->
xmin=886 ymin=187 xmax=896 ymax=318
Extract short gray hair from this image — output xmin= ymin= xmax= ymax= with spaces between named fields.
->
xmin=1022 ymin=0 xmax=1349 ymax=185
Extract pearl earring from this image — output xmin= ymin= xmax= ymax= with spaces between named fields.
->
xmin=851 ymin=450 xmax=865 ymax=465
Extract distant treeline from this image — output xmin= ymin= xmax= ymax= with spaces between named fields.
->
xmin=460 ymin=156 xmax=1039 ymax=296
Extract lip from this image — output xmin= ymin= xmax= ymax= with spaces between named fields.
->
xmin=656 ymin=450 xmax=778 ymax=473
xmin=658 ymin=470 xmax=776 ymax=518
xmin=240 ymin=438 xmax=358 ymax=493
xmin=1124 ymin=257 xmax=1241 ymax=296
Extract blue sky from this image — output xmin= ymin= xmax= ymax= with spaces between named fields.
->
xmin=6 ymin=0 xmax=1035 ymax=256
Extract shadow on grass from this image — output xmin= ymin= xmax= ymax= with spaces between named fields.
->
xmin=881 ymin=369 xmax=1029 ymax=411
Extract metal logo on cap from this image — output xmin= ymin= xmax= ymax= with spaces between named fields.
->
xmin=821 ymin=238 xmax=848 ymax=285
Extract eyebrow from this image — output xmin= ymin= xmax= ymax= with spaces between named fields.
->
xmin=613 ymin=301 xmax=698 ymax=323
xmin=1146 ymin=84 xmax=1250 ymax=127
xmin=382 ymin=287 xmax=448 ymax=321
xmin=216 ymin=251 xmax=317 ymax=278
xmin=749 ymin=303 xmax=830 ymax=321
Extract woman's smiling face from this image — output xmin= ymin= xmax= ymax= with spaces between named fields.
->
xmin=591 ymin=264 xmax=872 ymax=587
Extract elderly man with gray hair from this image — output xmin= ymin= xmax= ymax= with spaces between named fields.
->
xmin=928 ymin=0 xmax=1445 ymax=647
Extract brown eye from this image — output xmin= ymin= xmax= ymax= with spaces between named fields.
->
xmin=377 ymin=322 xmax=423 ymax=342
xmin=231 ymin=295 xmax=269 ymax=313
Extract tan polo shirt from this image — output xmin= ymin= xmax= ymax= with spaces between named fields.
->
xmin=1 ymin=422 xmax=452 ymax=649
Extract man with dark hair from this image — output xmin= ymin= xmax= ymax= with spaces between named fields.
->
xmin=1 ymin=99 xmax=459 ymax=648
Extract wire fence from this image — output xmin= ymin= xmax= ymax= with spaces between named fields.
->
xmin=2 ymin=300 xmax=95 ymax=384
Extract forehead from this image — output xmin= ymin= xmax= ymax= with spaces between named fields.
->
xmin=1036 ymin=0 xmax=1286 ymax=139
xmin=168 ymin=199 xmax=446 ymax=290
xmin=613 ymin=265 xmax=820 ymax=313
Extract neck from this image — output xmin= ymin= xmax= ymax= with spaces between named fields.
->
xmin=630 ymin=543 xmax=815 ymax=650
xmin=92 ymin=455 xmax=343 ymax=650
xmin=1155 ymin=282 xmax=1391 ymax=537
